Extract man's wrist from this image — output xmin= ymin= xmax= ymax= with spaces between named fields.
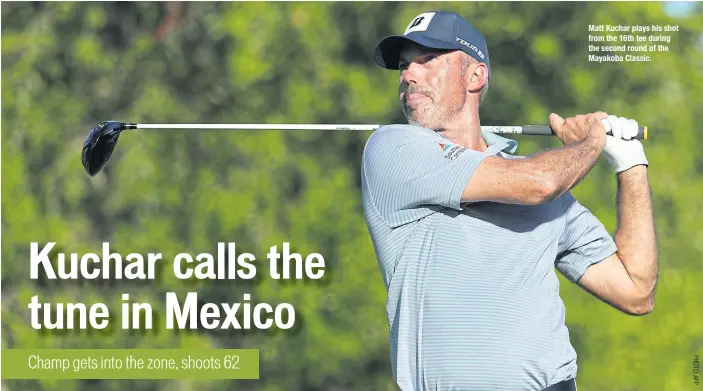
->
xmin=616 ymin=164 xmax=648 ymax=179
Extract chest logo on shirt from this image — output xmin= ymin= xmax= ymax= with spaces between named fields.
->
xmin=438 ymin=142 xmax=465 ymax=160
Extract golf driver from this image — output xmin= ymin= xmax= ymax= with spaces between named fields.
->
xmin=81 ymin=121 xmax=648 ymax=176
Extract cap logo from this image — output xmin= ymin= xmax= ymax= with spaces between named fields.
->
xmin=403 ymin=12 xmax=436 ymax=35
xmin=455 ymin=37 xmax=485 ymax=60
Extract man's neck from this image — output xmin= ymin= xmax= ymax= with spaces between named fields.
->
xmin=437 ymin=110 xmax=487 ymax=152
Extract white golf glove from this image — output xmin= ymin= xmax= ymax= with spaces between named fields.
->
xmin=600 ymin=115 xmax=648 ymax=173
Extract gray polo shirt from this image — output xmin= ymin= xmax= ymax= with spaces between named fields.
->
xmin=361 ymin=124 xmax=616 ymax=391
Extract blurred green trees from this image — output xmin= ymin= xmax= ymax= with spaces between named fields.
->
xmin=2 ymin=2 xmax=702 ymax=391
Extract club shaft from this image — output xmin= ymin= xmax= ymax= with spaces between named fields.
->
xmin=134 ymin=124 xmax=382 ymax=131
xmin=131 ymin=123 xmax=647 ymax=139
xmin=133 ymin=124 xmax=543 ymax=135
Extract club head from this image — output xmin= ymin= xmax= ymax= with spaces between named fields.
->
xmin=81 ymin=121 xmax=134 ymax=176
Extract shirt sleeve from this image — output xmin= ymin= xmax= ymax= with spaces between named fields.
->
xmin=361 ymin=124 xmax=491 ymax=228
xmin=555 ymin=191 xmax=618 ymax=283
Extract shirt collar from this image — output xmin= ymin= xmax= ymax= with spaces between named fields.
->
xmin=432 ymin=127 xmax=519 ymax=155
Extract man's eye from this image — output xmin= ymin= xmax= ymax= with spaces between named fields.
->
xmin=399 ymin=55 xmax=437 ymax=71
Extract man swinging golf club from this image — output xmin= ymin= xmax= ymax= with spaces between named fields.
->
xmin=361 ymin=10 xmax=658 ymax=391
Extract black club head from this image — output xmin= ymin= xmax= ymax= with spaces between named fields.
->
xmin=81 ymin=121 xmax=134 ymax=176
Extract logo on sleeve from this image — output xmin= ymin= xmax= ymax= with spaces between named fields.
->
xmin=438 ymin=142 xmax=465 ymax=160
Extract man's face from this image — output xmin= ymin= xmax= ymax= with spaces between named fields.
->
xmin=398 ymin=44 xmax=468 ymax=130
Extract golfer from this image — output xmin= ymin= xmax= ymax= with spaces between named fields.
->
xmin=361 ymin=11 xmax=658 ymax=391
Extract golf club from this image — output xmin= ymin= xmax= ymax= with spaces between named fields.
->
xmin=81 ymin=120 xmax=648 ymax=177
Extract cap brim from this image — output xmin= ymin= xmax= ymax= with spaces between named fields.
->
xmin=374 ymin=34 xmax=458 ymax=70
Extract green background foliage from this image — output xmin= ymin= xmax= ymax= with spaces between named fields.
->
xmin=2 ymin=2 xmax=702 ymax=390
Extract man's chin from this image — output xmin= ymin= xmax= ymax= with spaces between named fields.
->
xmin=407 ymin=117 xmax=423 ymax=127
xmin=406 ymin=115 xmax=436 ymax=130
xmin=402 ymin=106 xmax=437 ymax=129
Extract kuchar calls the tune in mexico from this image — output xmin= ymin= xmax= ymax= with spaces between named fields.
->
xmin=361 ymin=11 xmax=658 ymax=391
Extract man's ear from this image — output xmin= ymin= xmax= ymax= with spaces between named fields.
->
xmin=468 ymin=63 xmax=488 ymax=92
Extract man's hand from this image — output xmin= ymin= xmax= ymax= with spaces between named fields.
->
xmin=549 ymin=111 xmax=608 ymax=148
xmin=601 ymin=115 xmax=649 ymax=173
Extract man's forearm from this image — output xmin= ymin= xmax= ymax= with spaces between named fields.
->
xmin=528 ymin=136 xmax=603 ymax=200
xmin=613 ymin=166 xmax=658 ymax=304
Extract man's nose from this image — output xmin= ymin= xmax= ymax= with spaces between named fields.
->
xmin=401 ymin=62 xmax=423 ymax=85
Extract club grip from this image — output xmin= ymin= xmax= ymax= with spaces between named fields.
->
xmin=521 ymin=125 xmax=648 ymax=140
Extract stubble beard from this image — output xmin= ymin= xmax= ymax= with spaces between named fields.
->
xmin=403 ymin=99 xmax=463 ymax=131
xmin=402 ymin=78 xmax=468 ymax=131
xmin=404 ymin=104 xmax=441 ymax=130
